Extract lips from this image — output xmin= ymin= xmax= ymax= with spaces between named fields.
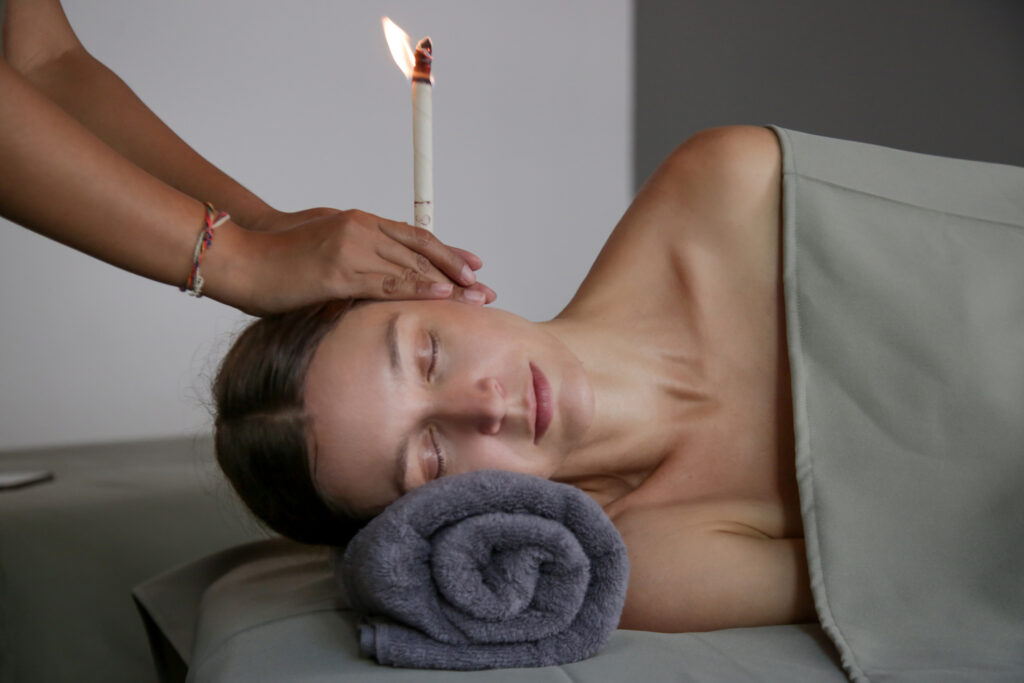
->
xmin=530 ymin=363 xmax=553 ymax=444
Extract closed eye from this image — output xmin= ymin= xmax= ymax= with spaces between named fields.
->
xmin=427 ymin=332 xmax=439 ymax=380
xmin=428 ymin=425 xmax=447 ymax=479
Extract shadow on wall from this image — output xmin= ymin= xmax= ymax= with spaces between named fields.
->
xmin=634 ymin=0 xmax=1024 ymax=186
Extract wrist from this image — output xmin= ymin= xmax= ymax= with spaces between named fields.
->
xmin=203 ymin=191 xmax=278 ymax=233
xmin=244 ymin=206 xmax=287 ymax=233
xmin=195 ymin=218 xmax=264 ymax=315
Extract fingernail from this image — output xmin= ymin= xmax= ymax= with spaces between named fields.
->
xmin=461 ymin=264 xmax=476 ymax=285
xmin=464 ymin=289 xmax=486 ymax=304
xmin=431 ymin=282 xmax=453 ymax=296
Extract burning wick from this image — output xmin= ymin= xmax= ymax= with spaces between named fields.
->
xmin=383 ymin=17 xmax=434 ymax=232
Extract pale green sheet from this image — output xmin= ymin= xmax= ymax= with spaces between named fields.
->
xmin=774 ymin=126 xmax=1024 ymax=682
xmin=135 ymin=538 xmax=845 ymax=682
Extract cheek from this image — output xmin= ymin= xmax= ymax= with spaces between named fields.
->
xmin=454 ymin=436 xmax=548 ymax=478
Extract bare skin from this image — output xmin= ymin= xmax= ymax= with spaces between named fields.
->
xmin=548 ymin=125 xmax=810 ymax=632
xmin=305 ymin=125 xmax=814 ymax=633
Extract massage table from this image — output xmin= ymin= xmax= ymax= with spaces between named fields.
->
xmin=0 ymin=436 xmax=263 ymax=683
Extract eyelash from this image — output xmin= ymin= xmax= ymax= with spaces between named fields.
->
xmin=428 ymin=425 xmax=447 ymax=478
xmin=426 ymin=332 xmax=444 ymax=478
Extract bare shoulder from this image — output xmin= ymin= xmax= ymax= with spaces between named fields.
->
xmin=562 ymin=125 xmax=782 ymax=320
xmin=612 ymin=503 xmax=814 ymax=633
xmin=663 ymin=125 xmax=780 ymax=176
xmin=651 ymin=125 xmax=781 ymax=238
xmin=651 ymin=126 xmax=784 ymax=307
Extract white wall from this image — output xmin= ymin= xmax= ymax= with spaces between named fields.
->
xmin=0 ymin=0 xmax=633 ymax=450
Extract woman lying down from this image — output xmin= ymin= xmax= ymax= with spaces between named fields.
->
xmin=211 ymin=124 xmax=1024 ymax=674
xmin=216 ymin=125 xmax=807 ymax=633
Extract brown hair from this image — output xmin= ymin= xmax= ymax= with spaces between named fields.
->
xmin=212 ymin=299 xmax=366 ymax=546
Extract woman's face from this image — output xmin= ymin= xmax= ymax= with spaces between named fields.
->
xmin=303 ymin=300 xmax=594 ymax=517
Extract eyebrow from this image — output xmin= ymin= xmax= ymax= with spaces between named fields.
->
xmin=385 ymin=312 xmax=409 ymax=496
xmin=386 ymin=312 xmax=402 ymax=379
xmin=393 ymin=435 xmax=409 ymax=496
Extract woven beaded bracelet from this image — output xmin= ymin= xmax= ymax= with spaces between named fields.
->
xmin=181 ymin=202 xmax=230 ymax=298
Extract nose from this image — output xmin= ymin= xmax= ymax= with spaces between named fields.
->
xmin=437 ymin=377 xmax=505 ymax=435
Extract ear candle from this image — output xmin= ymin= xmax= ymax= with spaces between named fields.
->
xmin=382 ymin=18 xmax=435 ymax=233
xmin=411 ymin=38 xmax=434 ymax=232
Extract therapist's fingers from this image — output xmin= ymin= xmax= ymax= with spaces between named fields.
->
xmin=374 ymin=273 xmax=496 ymax=305
xmin=377 ymin=220 xmax=478 ymax=287
xmin=369 ymin=271 xmax=494 ymax=305
xmin=444 ymin=283 xmax=496 ymax=305
xmin=372 ymin=272 xmax=452 ymax=300
xmin=373 ymin=243 xmax=491 ymax=304
xmin=448 ymin=246 xmax=484 ymax=271
xmin=463 ymin=282 xmax=497 ymax=304
xmin=375 ymin=240 xmax=453 ymax=287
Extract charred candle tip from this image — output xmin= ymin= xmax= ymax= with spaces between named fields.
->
xmin=413 ymin=37 xmax=433 ymax=83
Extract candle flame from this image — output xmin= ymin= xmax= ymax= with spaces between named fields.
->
xmin=382 ymin=17 xmax=415 ymax=80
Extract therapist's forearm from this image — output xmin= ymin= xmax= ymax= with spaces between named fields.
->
xmin=0 ymin=58 xmax=254 ymax=308
xmin=19 ymin=45 xmax=277 ymax=230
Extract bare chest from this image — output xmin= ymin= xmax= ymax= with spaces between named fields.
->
xmin=603 ymin=246 xmax=801 ymax=539
xmin=574 ymin=132 xmax=799 ymax=538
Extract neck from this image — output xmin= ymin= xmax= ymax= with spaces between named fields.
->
xmin=536 ymin=314 xmax=693 ymax=504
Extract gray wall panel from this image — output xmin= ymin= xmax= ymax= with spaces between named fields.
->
xmin=635 ymin=0 xmax=1024 ymax=186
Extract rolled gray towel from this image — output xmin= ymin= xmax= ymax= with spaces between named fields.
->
xmin=336 ymin=469 xmax=629 ymax=670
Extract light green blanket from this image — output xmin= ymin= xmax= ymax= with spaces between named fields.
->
xmin=774 ymin=126 xmax=1024 ymax=682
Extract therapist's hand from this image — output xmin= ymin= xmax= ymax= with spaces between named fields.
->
xmin=247 ymin=207 xmax=345 ymax=233
xmin=233 ymin=208 xmax=496 ymax=316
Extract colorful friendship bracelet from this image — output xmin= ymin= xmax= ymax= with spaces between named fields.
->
xmin=181 ymin=202 xmax=230 ymax=298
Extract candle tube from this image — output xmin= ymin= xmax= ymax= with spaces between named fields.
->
xmin=412 ymin=38 xmax=433 ymax=232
